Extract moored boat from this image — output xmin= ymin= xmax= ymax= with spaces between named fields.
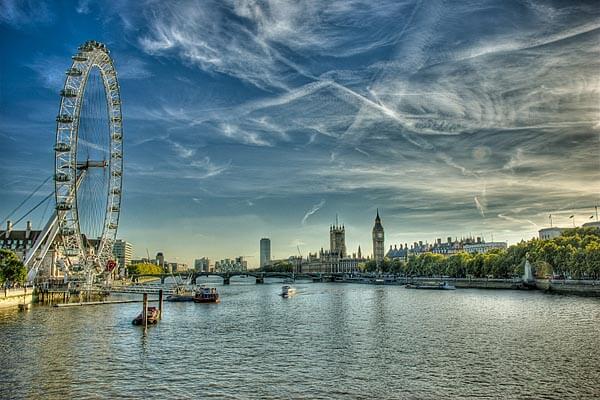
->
xmin=194 ymin=286 xmax=220 ymax=303
xmin=132 ymin=306 xmax=160 ymax=325
xmin=166 ymin=286 xmax=195 ymax=302
xmin=280 ymin=285 xmax=296 ymax=297
xmin=406 ymin=281 xmax=456 ymax=290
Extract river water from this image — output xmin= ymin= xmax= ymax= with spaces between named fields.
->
xmin=1 ymin=282 xmax=599 ymax=399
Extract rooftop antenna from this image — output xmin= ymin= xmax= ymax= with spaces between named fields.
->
xmin=549 ymin=214 xmax=553 ymax=227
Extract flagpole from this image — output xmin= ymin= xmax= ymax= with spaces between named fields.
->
xmin=549 ymin=214 xmax=552 ymax=228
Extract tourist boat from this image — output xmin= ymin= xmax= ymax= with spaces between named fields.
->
xmin=280 ymin=285 xmax=296 ymax=298
xmin=132 ymin=306 xmax=160 ymax=325
xmin=194 ymin=286 xmax=220 ymax=303
xmin=406 ymin=281 xmax=456 ymax=290
xmin=166 ymin=286 xmax=195 ymax=302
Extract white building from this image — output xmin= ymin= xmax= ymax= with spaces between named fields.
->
xmin=583 ymin=221 xmax=600 ymax=229
xmin=113 ymin=239 xmax=133 ymax=270
xmin=538 ymin=227 xmax=565 ymax=240
xmin=463 ymin=241 xmax=508 ymax=254
xmin=194 ymin=257 xmax=212 ymax=272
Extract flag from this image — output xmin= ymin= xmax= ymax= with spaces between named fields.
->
xmin=591 ymin=215 xmax=595 ymax=219
xmin=569 ymin=215 xmax=574 ymax=218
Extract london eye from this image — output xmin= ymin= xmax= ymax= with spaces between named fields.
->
xmin=24 ymin=40 xmax=123 ymax=285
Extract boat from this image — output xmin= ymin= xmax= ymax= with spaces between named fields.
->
xmin=406 ymin=281 xmax=456 ymax=290
xmin=166 ymin=286 xmax=195 ymax=302
xmin=194 ymin=286 xmax=220 ymax=303
xmin=280 ymin=285 xmax=296 ymax=297
xmin=373 ymin=279 xmax=385 ymax=285
xmin=132 ymin=306 xmax=160 ymax=325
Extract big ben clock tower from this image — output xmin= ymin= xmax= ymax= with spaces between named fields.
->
xmin=372 ymin=209 xmax=385 ymax=264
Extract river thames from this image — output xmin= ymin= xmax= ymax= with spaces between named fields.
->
xmin=1 ymin=282 xmax=599 ymax=399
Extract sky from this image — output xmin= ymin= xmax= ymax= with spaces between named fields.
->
xmin=0 ymin=0 xmax=599 ymax=267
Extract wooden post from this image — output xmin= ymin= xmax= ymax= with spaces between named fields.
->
xmin=142 ymin=293 xmax=148 ymax=332
xmin=158 ymin=289 xmax=163 ymax=319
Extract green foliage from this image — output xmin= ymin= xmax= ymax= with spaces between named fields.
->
xmin=260 ymin=261 xmax=294 ymax=273
xmin=0 ymin=249 xmax=27 ymax=285
xmin=128 ymin=263 xmax=163 ymax=275
xmin=383 ymin=227 xmax=600 ymax=279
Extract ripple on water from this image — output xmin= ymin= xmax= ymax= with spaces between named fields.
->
xmin=1 ymin=284 xmax=599 ymax=399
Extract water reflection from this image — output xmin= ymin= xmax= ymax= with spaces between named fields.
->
xmin=1 ymin=284 xmax=599 ymax=399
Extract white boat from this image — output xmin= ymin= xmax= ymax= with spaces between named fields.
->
xmin=406 ymin=281 xmax=456 ymax=290
xmin=280 ymin=285 xmax=296 ymax=297
xmin=166 ymin=286 xmax=195 ymax=302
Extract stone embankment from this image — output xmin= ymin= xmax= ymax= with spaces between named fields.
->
xmin=0 ymin=287 xmax=35 ymax=309
xmin=344 ymin=276 xmax=600 ymax=296
xmin=535 ymin=279 xmax=600 ymax=297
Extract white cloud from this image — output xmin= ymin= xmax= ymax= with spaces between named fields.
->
xmin=301 ymin=199 xmax=326 ymax=225
xmin=0 ymin=0 xmax=53 ymax=28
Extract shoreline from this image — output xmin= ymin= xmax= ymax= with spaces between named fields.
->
xmin=335 ymin=277 xmax=600 ymax=297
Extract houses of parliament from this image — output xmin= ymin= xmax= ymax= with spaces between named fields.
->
xmin=299 ymin=211 xmax=384 ymax=273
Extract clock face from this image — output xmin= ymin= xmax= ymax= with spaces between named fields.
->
xmin=376 ymin=232 xmax=383 ymax=239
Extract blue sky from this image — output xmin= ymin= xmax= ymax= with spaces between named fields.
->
xmin=0 ymin=0 xmax=599 ymax=266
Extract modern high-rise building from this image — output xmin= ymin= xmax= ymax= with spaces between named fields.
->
xmin=329 ymin=216 xmax=346 ymax=258
xmin=260 ymin=238 xmax=271 ymax=268
xmin=156 ymin=252 xmax=165 ymax=270
xmin=113 ymin=239 xmax=133 ymax=269
xmin=194 ymin=257 xmax=211 ymax=272
xmin=372 ymin=209 xmax=385 ymax=264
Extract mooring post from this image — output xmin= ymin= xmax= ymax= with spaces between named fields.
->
xmin=142 ymin=293 xmax=148 ymax=331
xmin=158 ymin=289 xmax=163 ymax=319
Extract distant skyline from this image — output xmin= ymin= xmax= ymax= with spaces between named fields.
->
xmin=1 ymin=1 xmax=599 ymax=267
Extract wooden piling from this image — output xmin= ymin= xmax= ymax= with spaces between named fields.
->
xmin=142 ymin=293 xmax=148 ymax=332
xmin=158 ymin=289 xmax=163 ymax=319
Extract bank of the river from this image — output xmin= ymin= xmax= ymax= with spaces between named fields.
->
xmin=339 ymin=276 xmax=600 ymax=296
xmin=0 ymin=287 xmax=35 ymax=309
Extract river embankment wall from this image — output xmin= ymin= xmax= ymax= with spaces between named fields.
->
xmin=0 ymin=287 xmax=35 ymax=309
xmin=342 ymin=276 xmax=600 ymax=296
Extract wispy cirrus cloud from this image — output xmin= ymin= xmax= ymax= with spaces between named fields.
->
xmin=0 ymin=0 xmax=54 ymax=28
xmin=302 ymin=199 xmax=326 ymax=225
xmin=2 ymin=0 xmax=599 ymax=262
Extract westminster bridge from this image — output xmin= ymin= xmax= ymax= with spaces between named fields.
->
xmin=130 ymin=271 xmax=338 ymax=285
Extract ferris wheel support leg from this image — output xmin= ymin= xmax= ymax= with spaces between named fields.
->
xmin=25 ymin=212 xmax=60 ymax=283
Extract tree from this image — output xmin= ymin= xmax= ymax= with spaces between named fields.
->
xmin=0 ymin=249 xmax=27 ymax=286
xmin=128 ymin=263 xmax=163 ymax=276
xmin=262 ymin=261 xmax=293 ymax=273
xmin=585 ymin=242 xmax=600 ymax=279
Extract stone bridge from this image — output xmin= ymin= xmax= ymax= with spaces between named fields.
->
xmin=131 ymin=271 xmax=331 ymax=285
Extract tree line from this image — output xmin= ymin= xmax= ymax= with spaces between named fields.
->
xmin=363 ymin=227 xmax=600 ymax=279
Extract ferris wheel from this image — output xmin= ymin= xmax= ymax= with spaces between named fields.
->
xmin=53 ymin=40 xmax=123 ymax=281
